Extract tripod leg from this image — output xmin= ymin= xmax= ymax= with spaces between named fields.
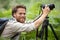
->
xmin=40 ymin=29 xmax=44 ymax=40
xmin=45 ymin=25 xmax=48 ymax=40
xmin=49 ymin=24 xmax=58 ymax=40
xmin=38 ymin=27 xmax=44 ymax=40
xmin=38 ymin=25 xmax=45 ymax=40
xmin=36 ymin=29 xmax=38 ymax=40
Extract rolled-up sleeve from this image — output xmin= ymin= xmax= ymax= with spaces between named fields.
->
xmin=11 ymin=22 xmax=36 ymax=32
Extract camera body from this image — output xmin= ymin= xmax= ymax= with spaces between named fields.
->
xmin=41 ymin=4 xmax=55 ymax=10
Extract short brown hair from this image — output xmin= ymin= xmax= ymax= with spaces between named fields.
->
xmin=12 ymin=5 xmax=26 ymax=17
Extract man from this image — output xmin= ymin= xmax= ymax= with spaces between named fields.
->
xmin=1 ymin=5 xmax=50 ymax=40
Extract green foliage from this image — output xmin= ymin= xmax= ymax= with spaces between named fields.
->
xmin=0 ymin=9 xmax=12 ymax=18
xmin=16 ymin=0 xmax=30 ymax=4
xmin=0 ymin=11 xmax=4 ymax=17
xmin=48 ymin=10 xmax=60 ymax=28
xmin=0 ymin=0 xmax=10 ymax=9
xmin=26 ymin=2 xmax=42 ymax=20
xmin=19 ymin=31 xmax=36 ymax=40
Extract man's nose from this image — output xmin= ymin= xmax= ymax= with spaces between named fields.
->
xmin=21 ymin=14 xmax=25 ymax=17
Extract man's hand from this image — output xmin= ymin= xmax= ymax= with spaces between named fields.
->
xmin=42 ymin=5 xmax=50 ymax=15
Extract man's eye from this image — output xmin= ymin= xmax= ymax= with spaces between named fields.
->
xmin=19 ymin=13 xmax=22 ymax=15
xmin=19 ymin=13 xmax=26 ymax=15
xmin=24 ymin=13 xmax=26 ymax=15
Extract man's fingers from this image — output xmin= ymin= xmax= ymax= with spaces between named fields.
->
xmin=42 ymin=5 xmax=51 ymax=14
xmin=45 ymin=5 xmax=50 ymax=11
xmin=42 ymin=5 xmax=50 ymax=11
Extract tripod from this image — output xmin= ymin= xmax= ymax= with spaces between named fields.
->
xmin=37 ymin=16 xmax=58 ymax=40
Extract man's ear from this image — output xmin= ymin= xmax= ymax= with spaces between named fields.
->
xmin=13 ymin=13 xmax=16 ymax=17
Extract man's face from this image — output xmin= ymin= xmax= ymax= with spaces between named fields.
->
xmin=14 ymin=8 xmax=26 ymax=23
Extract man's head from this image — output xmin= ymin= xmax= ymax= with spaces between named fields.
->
xmin=12 ymin=5 xmax=26 ymax=23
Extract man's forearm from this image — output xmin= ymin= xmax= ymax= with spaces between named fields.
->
xmin=34 ymin=13 xmax=48 ymax=28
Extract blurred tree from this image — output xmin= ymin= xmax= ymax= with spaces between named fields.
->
xmin=0 ymin=0 xmax=11 ymax=9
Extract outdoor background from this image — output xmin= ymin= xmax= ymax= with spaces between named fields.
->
xmin=0 ymin=0 xmax=60 ymax=40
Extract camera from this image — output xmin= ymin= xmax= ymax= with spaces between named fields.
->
xmin=41 ymin=4 xmax=55 ymax=10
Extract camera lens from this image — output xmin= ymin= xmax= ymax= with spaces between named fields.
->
xmin=48 ymin=4 xmax=55 ymax=10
